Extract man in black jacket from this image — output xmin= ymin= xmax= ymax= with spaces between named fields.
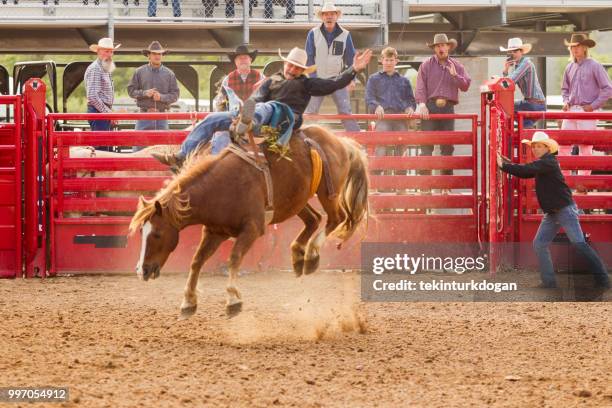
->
xmin=497 ymin=131 xmax=609 ymax=289
xmin=152 ymin=47 xmax=372 ymax=167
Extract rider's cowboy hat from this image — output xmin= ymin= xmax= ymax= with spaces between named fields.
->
xmin=427 ymin=33 xmax=457 ymax=51
xmin=278 ymin=47 xmax=317 ymax=74
xmin=142 ymin=41 xmax=168 ymax=56
xmin=521 ymin=131 xmax=559 ymax=154
xmin=316 ymin=2 xmax=342 ymax=19
xmin=564 ymin=33 xmax=596 ymax=48
xmin=89 ymin=37 xmax=121 ymax=53
xmin=499 ymin=37 xmax=532 ymax=54
xmin=226 ymin=44 xmax=258 ymax=62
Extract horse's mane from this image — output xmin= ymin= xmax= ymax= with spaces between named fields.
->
xmin=128 ymin=147 xmax=225 ymax=234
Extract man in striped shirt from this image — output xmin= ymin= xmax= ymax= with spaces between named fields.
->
xmin=84 ymin=38 xmax=119 ymax=137
xmin=501 ymin=38 xmax=546 ymax=129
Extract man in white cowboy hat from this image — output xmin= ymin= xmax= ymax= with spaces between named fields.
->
xmin=152 ymin=47 xmax=372 ymax=168
xmin=497 ymin=131 xmax=609 ymax=290
xmin=84 ymin=38 xmax=120 ymax=146
xmin=500 ymin=37 xmax=546 ymax=129
xmin=560 ymin=33 xmax=612 ymax=176
xmin=415 ymin=33 xmax=471 ymax=177
xmin=303 ymin=2 xmax=360 ymax=132
xmin=127 ymin=41 xmax=180 ymax=151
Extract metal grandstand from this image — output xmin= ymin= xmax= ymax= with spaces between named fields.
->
xmin=0 ymin=0 xmax=611 ymax=54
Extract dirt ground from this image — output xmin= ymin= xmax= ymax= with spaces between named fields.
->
xmin=0 ymin=270 xmax=611 ymax=408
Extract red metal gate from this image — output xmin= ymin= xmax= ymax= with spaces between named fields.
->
xmin=0 ymin=96 xmax=22 ymax=278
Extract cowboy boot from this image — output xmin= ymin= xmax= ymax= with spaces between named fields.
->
xmin=233 ymin=98 xmax=256 ymax=136
xmin=152 ymin=152 xmax=183 ymax=167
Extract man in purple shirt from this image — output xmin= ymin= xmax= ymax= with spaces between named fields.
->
xmin=415 ymin=34 xmax=471 ymax=176
xmin=560 ymin=34 xmax=612 ymax=176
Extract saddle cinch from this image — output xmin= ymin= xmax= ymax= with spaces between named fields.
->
xmin=228 ymin=127 xmax=336 ymax=225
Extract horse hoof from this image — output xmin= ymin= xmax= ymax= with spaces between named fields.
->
xmin=303 ymin=256 xmax=320 ymax=275
xmin=179 ymin=305 xmax=197 ymax=320
xmin=226 ymin=301 xmax=243 ymax=318
xmin=292 ymin=260 xmax=304 ymax=277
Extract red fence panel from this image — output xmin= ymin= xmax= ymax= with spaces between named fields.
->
xmin=516 ymin=111 xmax=612 ymax=267
xmin=0 ymin=96 xmax=22 ymax=278
xmin=44 ymin=111 xmax=481 ymax=274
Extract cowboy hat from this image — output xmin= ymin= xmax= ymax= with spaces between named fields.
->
xmin=427 ymin=33 xmax=457 ymax=51
xmin=142 ymin=41 xmax=168 ymax=56
xmin=278 ymin=47 xmax=317 ymax=74
xmin=89 ymin=37 xmax=121 ymax=53
xmin=226 ymin=44 xmax=258 ymax=62
xmin=316 ymin=2 xmax=342 ymax=19
xmin=521 ymin=131 xmax=559 ymax=154
xmin=564 ymin=33 xmax=596 ymax=48
xmin=499 ymin=37 xmax=532 ymax=54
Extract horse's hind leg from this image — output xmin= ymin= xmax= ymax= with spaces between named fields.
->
xmin=226 ymin=222 xmax=263 ymax=317
xmin=303 ymin=195 xmax=342 ymax=275
xmin=292 ymin=204 xmax=322 ymax=277
xmin=180 ymin=228 xmax=227 ymax=320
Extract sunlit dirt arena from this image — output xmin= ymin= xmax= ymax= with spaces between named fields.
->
xmin=1 ymin=270 xmax=610 ymax=408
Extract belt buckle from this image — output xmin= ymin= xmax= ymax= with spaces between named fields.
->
xmin=435 ymin=98 xmax=447 ymax=108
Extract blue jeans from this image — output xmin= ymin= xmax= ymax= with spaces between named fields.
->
xmin=148 ymin=0 xmax=181 ymax=17
xmin=305 ymin=87 xmax=360 ymax=132
xmin=133 ymin=119 xmax=169 ymax=152
xmin=515 ymin=100 xmax=546 ymax=128
xmin=533 ymin=204 xmax=610 ymax=288
xmin=178 ymin=102 xmax=274 ymax=159
xmin=87 ymin=105 xmax=111 ymax=131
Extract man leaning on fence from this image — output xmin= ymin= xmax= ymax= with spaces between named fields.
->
xmin=501 ymin=38 xmax=546 ymax=129
xmin=85 ymin=38 xmax=119 ymax=151
xmin=304 ymin=2 xmax=360 ymax=132
xmin=128 ymin=41 xmax=180 ymax=151
xmin=365 ymin=46 xmax=415 ymax=159
xmin=415 ymin=33 xmax=471 ymax=178
xmin=560 ymin=33 xmax=612 ymax=176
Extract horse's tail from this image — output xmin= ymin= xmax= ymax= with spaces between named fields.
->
xmin=332 ymin=137 xmax=370 ymax=242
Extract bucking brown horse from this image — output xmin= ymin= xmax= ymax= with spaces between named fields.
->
xmin=129 ymin=125 xmax=369 ymax=318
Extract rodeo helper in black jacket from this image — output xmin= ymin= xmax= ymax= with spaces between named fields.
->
xmin=501 ymin=152 xmax=574 ymax=214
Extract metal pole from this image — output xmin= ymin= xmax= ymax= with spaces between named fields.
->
xmin=535 ymin=21 xmax=547 ymax=99
xmin=243 ymin=0 xmax=249 ymax=45
xmin=308 ymin=0 xmax=313 ymax=23
xmin=107 ymin=0 xmax=115 ymax=39
xmin=380 ymin=0 xmax=388 ymax=46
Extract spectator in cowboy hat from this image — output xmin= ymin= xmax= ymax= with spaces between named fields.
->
xmin=84 ymin=38 xmax=120 ymax=150
xmin=304 ymin=2 xmax=361 ymax=132
xmin=497 ymin=131 xmax=609 ymax=290
xmin=152 ymin=47 xmax=372 ymax=169
xmin=415 ymin=33 xmax=471 ymax=178
xmin=500 ymin=37 xmax=546 ymax=129
xmin=127 ymin=41 xmax=180 ymax=151
xmin=210 ymin=44 xmax=264 ymax=153
xmin=560 ymin=33 xmax=612 ymax=176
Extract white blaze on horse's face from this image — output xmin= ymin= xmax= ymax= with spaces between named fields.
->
xmin=136 ymin=221 xmax=152 ymax=280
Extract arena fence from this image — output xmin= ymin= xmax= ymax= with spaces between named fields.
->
xmin=0 ymin=96 xmax=22 ymax=278
xmin=2 ymin=78 xmax=611 ymax=277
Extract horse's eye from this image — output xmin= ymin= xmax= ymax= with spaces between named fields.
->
xmin=152 ymin=233 xmax=162 ymax=239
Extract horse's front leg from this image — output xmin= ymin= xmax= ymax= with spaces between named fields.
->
xmin=226 ymin=222 xmax=263 ymax=317
xmin=180 ymin=228 xmax=227 ymax=319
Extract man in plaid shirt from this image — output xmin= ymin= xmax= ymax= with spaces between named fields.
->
xmin=85 ymin=38 xmax=120 ymax=141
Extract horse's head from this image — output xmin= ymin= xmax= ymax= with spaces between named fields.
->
xmin=134 ymin=198 xmax=180 ymax=281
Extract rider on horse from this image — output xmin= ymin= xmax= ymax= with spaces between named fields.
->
xmin=152 ymin=47 xmax=372 ymax=168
